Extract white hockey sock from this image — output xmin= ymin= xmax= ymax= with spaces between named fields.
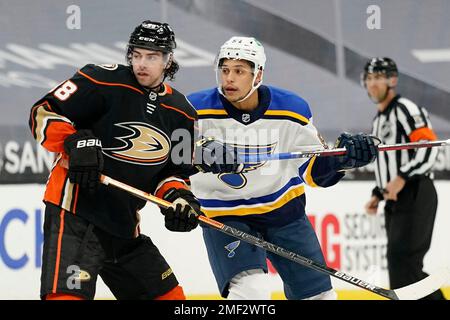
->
xmin=227 ymin=269 xmax=271 ymax=300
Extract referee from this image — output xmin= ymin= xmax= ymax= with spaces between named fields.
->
xmin=362 ymin=57 xmax=446 ymax=300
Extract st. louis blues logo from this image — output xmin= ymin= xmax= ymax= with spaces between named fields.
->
xmin=218 ymin=142 xmax=277 ymax=189
xmin=224 ymin=240 xmax=241 ymax=258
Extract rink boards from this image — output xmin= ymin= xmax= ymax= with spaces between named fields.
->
xmin=1 ymin=181 xmax=449 ymax=300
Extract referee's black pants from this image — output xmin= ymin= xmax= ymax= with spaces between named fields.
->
xmin=384 ymin=177 xmax=446 ymax=300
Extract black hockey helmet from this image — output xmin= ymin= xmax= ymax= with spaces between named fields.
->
xmin=361 ymin=57 xmax=398 ymax=86
xmin=126 ymin=20 xmax=179 ymax=81
xmin=128 ymin=20 xmax=176 ymax=53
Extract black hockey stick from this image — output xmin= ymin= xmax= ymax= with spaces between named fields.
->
xmin=100 ymin=174 xmax=450 ymax=300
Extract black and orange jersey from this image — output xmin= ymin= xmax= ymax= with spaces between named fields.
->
xmin=29 ymin=64 xmax=197 ymax=238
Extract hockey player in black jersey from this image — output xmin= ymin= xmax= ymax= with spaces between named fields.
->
xmin=29 ymin=20 xmax=201 ymax=300
xmin=362 ymin=57 xmax=445 ymax=300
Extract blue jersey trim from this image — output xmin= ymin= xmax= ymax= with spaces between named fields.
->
xmin=188 ymin=86 xmax=312 ymax=122
xmin=214 ymin=194 xmax=307 ymax=228
xmin=198 ymin=176 xmax=303 ymax=208
xmin=267 ymin=86 xmax=312 ymax=120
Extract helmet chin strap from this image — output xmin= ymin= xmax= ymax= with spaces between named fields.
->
xmin=237 ymin=71 xmax=262 ymax=103
xmin=219 ymin=70 xmax=263 ymax=103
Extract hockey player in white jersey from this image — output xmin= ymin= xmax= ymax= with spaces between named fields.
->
xmin=188 ymin=37 xmax=378 ymax=300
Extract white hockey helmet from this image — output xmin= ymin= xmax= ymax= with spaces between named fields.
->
xmin=215 ymin=36 xmax=266 ymax=102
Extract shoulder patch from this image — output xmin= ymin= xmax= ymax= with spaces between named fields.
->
xmin=96 ymin=64 xmax=119 ymax=71
xmin=412 ymin=114 xmax=425 ymax=128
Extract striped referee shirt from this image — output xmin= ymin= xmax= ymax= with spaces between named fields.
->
xmin=371 ymin=94 xmax=438 ymax=193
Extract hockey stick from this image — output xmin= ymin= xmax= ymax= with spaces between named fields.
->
xmin=244 ymin=139 xmax=450 ymax=163
xmin=100 ymin=174 xmax=450 ymax=300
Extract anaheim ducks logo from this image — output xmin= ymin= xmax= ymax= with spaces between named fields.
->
xmin=103 ymin=122 xmax=171 ymax=165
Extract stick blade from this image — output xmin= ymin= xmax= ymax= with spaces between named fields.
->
xmin=393 ymin=266 xmax=450 ymax=300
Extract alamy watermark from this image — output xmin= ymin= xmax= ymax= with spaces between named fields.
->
xmin=366 ymin=5 xmax=381 ymax=30
xmin=66 ymin=264 xmax=81 ymax=289
xmin=66 ymin=5 xmax=81 ymax=30
xmin=170 ymin=127 xmax=286 ymax=176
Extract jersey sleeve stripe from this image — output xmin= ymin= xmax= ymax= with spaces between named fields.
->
xmin=400 ymin=147 xmax=436 ymax=177
xmin=44 ymin=158 xmax=84 ymax=215
xmin=420 ymin=108 xmax=433 ymax=128
xmin=417 ymin=104 xmax=431 ymax=128
xmin=407 ymin=148 xmax=438 ymax=176
xmin=302 ymin=157 xmax=319 ymax=187
xmin=29 ymin=103 xmax=42 ymax=139
xmin=264 ymin=110 xmax=310 ymax=125
xmin=77 ymin=70 xmax=144 ymax=94
xmin=61 ymin=178 xmax=76 ymax=212
xmin=30 ymin=101 xmax=76 ymax=152
xmin=398 ymin=97 xmax=421 ymax=116
xmin=30 ymin=101 xmax=60 ymax=139
xmin=197 ymin=109 xmax=228 ymax=116
xmin=409 ymin=153 xmax=433 ymax=176
xmin=396 ymin=104 xmax=416 ymax=134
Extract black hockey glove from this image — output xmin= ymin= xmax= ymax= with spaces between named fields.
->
xmin=63 ymin=129 xmax=104 ymax=194
xmin=331 ymin=132 xmax=378 ymax=170
xmin=194 ymin=137 xmax=244 ymax=174
xmin=160 ymin=188 xmax=202 ymax=232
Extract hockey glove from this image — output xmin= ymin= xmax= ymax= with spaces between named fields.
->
xmin=63 ymin=129 xmax=104 ymax=194
xmin=331 ymin=132 xmax=378 ymax=170
xmin=195 ymin=137 xmax=244 ymax=174
xmin=160 ymin=188 xmax=202 ymax=232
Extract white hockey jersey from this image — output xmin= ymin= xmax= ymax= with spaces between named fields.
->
xmin=188 ymin=85 xmax=343 ymax=227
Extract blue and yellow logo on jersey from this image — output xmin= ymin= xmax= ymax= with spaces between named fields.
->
xmin=218 ymin=142 xmax=277 ymax=189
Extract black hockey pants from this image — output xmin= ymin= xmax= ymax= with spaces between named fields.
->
xmin=384 ymin=176 xmax=446 ymax=300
